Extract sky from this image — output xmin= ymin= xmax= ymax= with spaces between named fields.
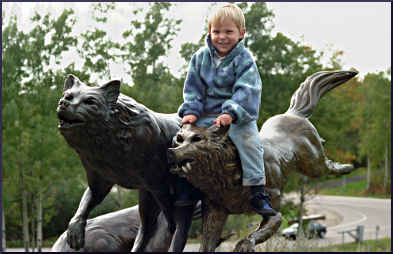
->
xmin=2 ymin=2 xmax=391 ymax=82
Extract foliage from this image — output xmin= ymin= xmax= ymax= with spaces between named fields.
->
xmin=119 ymin=2 xmax=184 ymax=113
xmin=357 ymin=71 xmax=391 ymax=167
xmin=2 ymin=8 xmax=82 ymax=244
xmin=312 ymin=73 xmax=364 ymax=164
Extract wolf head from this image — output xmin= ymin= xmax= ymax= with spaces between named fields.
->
xmin=168 ymin=124 xmax=242 ymax=190
xmin=57 ymin=75 xmax=120 ymax=132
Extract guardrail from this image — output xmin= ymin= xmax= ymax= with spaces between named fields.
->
xmin=338 ymin=225 xmax=364 ymax=244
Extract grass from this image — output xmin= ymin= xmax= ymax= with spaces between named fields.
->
xmin=253 ymin=236 xmax=391 ymax=252
xmin=319 ymin=179 xmax=391 ymax=199
xmin=317 ymin=167 xmax=391 ymax=199
xmin=312 ymin=238 xmax=391 ymax=252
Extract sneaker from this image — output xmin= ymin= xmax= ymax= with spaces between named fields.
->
xmin=250 ymin=191 xmax=277 ymax=217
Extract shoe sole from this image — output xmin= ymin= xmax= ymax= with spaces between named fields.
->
xmin=254 ymin=209 xmax=277 ymax=217
xmin=174 ymin=200 xmax=197 ymax=207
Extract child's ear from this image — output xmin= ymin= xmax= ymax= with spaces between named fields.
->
xmin=240 ymin=28 xmax=246 ymax=39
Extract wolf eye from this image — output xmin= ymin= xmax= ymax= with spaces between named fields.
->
xmin=84 ymin=98 xmax=96 ymax=105
xmin=176 ymin=135 xmax=184 ymax=143
xmin=64 ymin=94 xmax=73 ymax=101
xmin=191 ymin=136 xmax=202 ymax=142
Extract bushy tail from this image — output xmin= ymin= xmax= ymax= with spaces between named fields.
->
xmin=286 ymin=70 xmax=358 ymax=118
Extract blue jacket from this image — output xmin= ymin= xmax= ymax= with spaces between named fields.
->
xmin=178 ymin=36 xmax=262 ymax=124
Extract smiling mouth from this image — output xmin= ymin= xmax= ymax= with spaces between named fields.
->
xmin=169 ymin=159 xmax=195 ymax=174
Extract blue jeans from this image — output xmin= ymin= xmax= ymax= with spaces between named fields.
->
xmin=196 ymin=116 xmax=266 ymax=186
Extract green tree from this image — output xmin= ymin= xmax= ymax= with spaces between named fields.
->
xmin=76 ymin=2 xmax=120 ymax=80
xmin=120 ymin=2 xmax=183 ymax=113
xmin=312 ymin=72 xmax=363 ymax=164
xmin=239 ymin=2 xmax=323 ymax=125
xmin=2 ymin=9 xmax=81 ymax=250
xmin=357 ymin=70 xmax=391 ymax=194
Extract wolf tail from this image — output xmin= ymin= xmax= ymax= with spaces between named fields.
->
xmin=286 ymin=70 xmax=357 ymax=118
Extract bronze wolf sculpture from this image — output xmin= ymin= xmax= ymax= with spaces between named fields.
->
xmin=57 ymin=75 xmax=191 ymax=251
xmin=50 ymin=202 xmax=230 ymax=252
xmin=51 ymin=205 xmax=170 ymax=252
xmin=168 ymin=70 xmax=358 ymax=251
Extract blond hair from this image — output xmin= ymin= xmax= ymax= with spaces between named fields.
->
xmin=208 ymin=4 xmax=246 ymax=33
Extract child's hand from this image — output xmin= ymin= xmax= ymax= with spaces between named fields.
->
xmin=214 ymin=114 xmax=233 ymax=127
xmin=181 ymin=114 xmax=198 ymax=126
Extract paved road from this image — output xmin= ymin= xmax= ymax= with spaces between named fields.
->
xmin=304 ymin=195 xmax=390 ymax=246
xmin=4 ymin=195 xmax=390 ymax=252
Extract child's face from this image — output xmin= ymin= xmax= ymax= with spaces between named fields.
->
xmin=209 ymin=18 xmax=245 ymax=57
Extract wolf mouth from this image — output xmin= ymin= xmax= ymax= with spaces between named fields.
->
xmin=169 ymin=158 xmax=195 ymax=174
xmin=57 ymin=112 xmax=85 ymax=129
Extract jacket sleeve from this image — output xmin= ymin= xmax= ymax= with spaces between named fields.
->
xmin=221 ymin=54 xmax=262 ymax=124
xmin=178 ymin=53 xmax=206 ymax=119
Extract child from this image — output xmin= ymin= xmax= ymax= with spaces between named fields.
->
xmin=175 ymin=3 xmax=276 ymax=217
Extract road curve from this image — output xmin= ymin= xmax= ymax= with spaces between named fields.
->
xmin=305 ymin=195 xmax=391 ymax=246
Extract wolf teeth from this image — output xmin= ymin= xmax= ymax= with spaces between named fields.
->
xmin=186 ymin=162 xmax=191 ymax=171
xmin=170 ymin=166 xmax=180 ymax=173
xmin=181 ymin=165 xmax=187 ymax=173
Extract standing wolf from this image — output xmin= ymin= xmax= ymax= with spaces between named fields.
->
xmin=57 ymin=75 xmax=182 ymax=251
xmin=168 ymin=70 xmax=358 ymax=251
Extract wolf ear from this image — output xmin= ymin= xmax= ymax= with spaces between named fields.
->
xmin=64 ymin=74 xmax=79 ymax=91
xmin=207 ymin=124 xmax=230 ymax=138
xmin=100 ymin=80 xmax=121 ymax=106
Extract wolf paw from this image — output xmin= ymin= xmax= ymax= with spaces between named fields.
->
xmin=233 ymin=238 xmax=255 ymax=252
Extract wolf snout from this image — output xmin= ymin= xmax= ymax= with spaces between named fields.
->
xmin=57 ymin=98 xmax=70 ymax=110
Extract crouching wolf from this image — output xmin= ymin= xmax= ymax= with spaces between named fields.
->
xmin=51 ymin=205 xmax=171 ymax=252
xmin=168 ymin=70 xmax=358 ymax=251
xmin=57 ymin=75 xmax=182 ymax=251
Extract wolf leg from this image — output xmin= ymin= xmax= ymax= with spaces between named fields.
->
xmin=199 ymin=202 xmax=228 ymax=252
xmin=234 ymin=212 xmax=282 ymax=252
xmin=67 ymin=179 xmax=113 ymax=250
xmin=234 ymin=187 xmax=281 ymax=252
xmin=131 ymin=189 xmax=162 ymax=252
xmin=168 ymin=205 xmax=195 ymax=252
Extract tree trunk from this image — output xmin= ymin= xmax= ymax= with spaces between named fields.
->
xmin=367 ymin=157 xmax=370 ymax=190
xmin=384 ymin=90 xmax=390 ymax=191
xmin=37 ymin=183 xmax=43 ymax=252
xmin=21 ymin=168 xmax=30 ymax=252
xmin=297 ymin=176 xmax=306 ymax=239
xmin=2 ymin=204 xmax=6 ymax=251
xmin=383 ymin=130 xmax=389 ymax=190
xmin=30 ymin=195 xmax=35 ymax=252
